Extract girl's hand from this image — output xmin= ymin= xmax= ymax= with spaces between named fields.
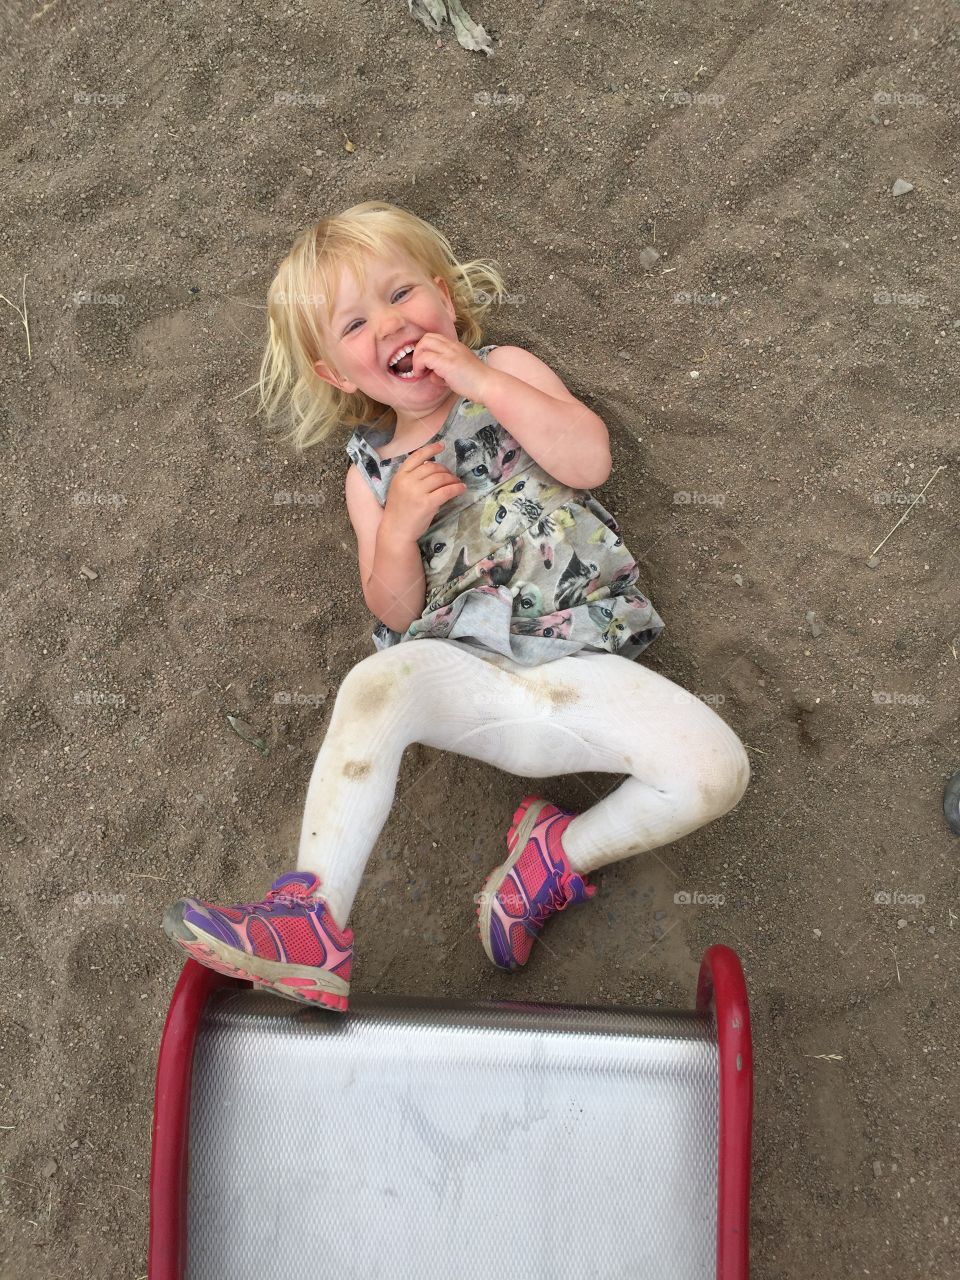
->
xmin=409 ymin=334 xmax=491 ymax=403
xmin=382 ymin=440 xmax=467 ymax=541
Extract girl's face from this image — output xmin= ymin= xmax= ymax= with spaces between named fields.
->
xmin=312 ymin=252 xmax=459 ymax=409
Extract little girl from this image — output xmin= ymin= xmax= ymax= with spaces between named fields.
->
xmin=162 ymin=200 xmax=751 ymax=1013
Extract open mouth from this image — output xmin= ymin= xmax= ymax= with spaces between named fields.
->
xmin=386 ymin=342 xmax=421 ymax=379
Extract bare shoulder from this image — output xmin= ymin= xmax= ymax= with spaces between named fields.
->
xmin=484 ymin=344 xmax=580 ymax=402
xmin=344 ymin=463 xmax=383 ymax=533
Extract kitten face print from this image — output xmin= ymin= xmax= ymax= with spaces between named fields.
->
xmin=453 ymin=423 xmax=523 ymax=493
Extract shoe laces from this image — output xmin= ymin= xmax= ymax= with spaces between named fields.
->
xmin=254 ymin=887 xmax=320 ymax=913
xmin=526 ymin=870 xmax=572 ymax=931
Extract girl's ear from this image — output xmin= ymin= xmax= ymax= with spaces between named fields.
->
xmin=433 ymin=276 xmax=456 ymax=321
xmin=313 ymin=358 xmax=357 ymax=394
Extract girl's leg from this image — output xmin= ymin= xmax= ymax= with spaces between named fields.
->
xmin=296 ymin=640 xmax=749 ymax=925
xmin=404 ymin=645 xmax=750 ymax=875
xmin=504 ymin=652 xmax=752 ymax=876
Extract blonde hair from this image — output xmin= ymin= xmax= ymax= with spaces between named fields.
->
xmin=257 ymin=201 xmax=508 ymax=454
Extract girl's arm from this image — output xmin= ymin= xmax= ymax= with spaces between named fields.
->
xmin=364 ymin=515 xmax=427 ymax=634
xmin=479 ymin=345 xmax=612 ymax=489
xmin=346 ymin=464 xmax=426 ymax=633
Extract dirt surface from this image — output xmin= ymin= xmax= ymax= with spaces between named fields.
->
xmin=2 ymin=1 xmax=959 ymax=1276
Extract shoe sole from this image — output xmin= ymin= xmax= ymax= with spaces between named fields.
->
xmin=162 ymin=904 xmax=350 ymax=1013
xmin=476 ymin=795 xmax=551 ymax=970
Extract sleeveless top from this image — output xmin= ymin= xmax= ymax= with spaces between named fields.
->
xmin=344 ymin=344 xmax=665 ymax=666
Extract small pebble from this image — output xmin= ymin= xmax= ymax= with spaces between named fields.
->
xmin=733 ymin=573 xmax=743 ymax=586
xmin=867 ymin=555 xmax=881 ymax=569
xmin=813 ymin=928 xmax=822 ymax=938
xmin=41 ymin=1159 xmax=57 ymax=1178
xmin=891 ymin=178 xmax=914 ymax=197
xmin=897 ymin=918 xmax=907 ymax=929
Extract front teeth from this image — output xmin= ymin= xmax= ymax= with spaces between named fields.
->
xmin=388 ymin=343 xmax=417 ymax=377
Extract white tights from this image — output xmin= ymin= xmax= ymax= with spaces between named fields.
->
xmin=295 ymin=640 xmax=751 ymax=931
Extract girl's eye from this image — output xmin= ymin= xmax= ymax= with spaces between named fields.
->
xmin=343 ymin=287 xmax=413 ymax=335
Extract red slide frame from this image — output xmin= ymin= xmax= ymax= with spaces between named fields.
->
xmin=149 ymin=945 xmax=753 ymax=1278
xmin=696 ymin=944 xmax=754 ymax=1280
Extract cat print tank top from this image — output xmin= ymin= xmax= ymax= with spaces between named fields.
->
xmin=343 ymin=344 xmax=665 ymax=666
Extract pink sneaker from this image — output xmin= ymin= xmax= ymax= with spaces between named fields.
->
xmin=162 ymin=870 xmax=353 ymax=1012
xmin=476 ymin=795 xmax=597 ymax=971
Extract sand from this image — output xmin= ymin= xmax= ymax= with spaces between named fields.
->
xmin=1 ymin=0 xmax=958 ymax=1275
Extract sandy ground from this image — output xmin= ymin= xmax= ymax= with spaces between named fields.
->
xmin=2 ymin=0 xmax=959 ymax=1275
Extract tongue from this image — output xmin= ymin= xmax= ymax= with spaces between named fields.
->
xmin=392 ymin=351 xmax=415 ymax=375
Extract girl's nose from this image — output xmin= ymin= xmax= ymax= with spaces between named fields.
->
xmin=378 ymin=312 xmax=404 ymax=340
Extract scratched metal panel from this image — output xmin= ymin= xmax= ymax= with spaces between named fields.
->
xmin=185 ymin=991 xmax=719 ymax=1279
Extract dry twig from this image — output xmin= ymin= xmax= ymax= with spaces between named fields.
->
xmin=870 ymin=465 xmax=946 ymax=559
xmin=0 ymin=273 xmax=31 ymax=360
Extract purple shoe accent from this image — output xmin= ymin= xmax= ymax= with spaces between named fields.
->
xmin=162 ymin=869 xmax=354 ymax=1012
xmin=477 ymin=794 xmax=597 ymax=971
